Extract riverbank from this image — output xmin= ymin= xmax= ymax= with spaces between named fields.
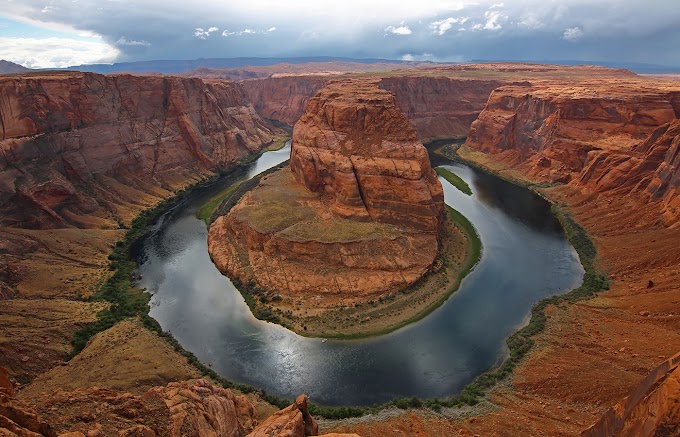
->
xmin=205 ymin=160 xmax=481 ymax=339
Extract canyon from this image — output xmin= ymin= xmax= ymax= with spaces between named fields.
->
xmin=1 ymin=64 xmax=679 ymax=436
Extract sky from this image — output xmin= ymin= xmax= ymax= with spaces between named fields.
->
xmin=1 ymin=0 xmax=679 ymax=69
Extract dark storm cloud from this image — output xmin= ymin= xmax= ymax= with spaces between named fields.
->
xmin=3 ymin=0 xmax=680 ymax=67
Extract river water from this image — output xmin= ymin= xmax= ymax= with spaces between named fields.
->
xmin=135 ymin=143 xmax=583 ymax=406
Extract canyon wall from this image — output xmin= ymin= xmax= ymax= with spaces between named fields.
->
xmin=0 ymin=72 xmax=278 ymax=229
xmin=466 ymin=80 xmax=680 ymax=225
xmin=378 ymin=76 xmax=505 ymax=141
xmin=241 ymin=76 xmax=329 ymax=126
xmin=242 ymin=75 xmax=505 ymax=141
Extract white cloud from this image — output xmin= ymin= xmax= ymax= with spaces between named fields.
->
xmin=222 ymin=27 xmax=273 ymax=37
xmin=489 ymin=2 xmax=504 ymax=8
xmin=0 ymin=36 xmax=119 ymax=68
xmin=483 ymin=10 xmax=505 ymax=30
xmin=430 ymin=17 xmax=468 ymax=35
xmin=385 ymin=25 xmax=412 ymax=35
xmin=401 ymin=54 xmax=415 ymax=61
xmin=194 ymin=26 xmax=219 ymax=39
xmin=115 ymin=36 xmax=151 ymax=47
xmin=562 ymin=26 xmax=583 ymax=41
xmin=518 ymin=12 xmax=543 ymax=30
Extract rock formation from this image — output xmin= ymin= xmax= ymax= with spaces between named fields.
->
xmin=209 ymin=79 xmax=444 ymax=304
xmin=0 ymin=72 xmax=278 ymax=229
xmin=583 ymin=352 xmax=680 ymax=436
xmin=289 ymin=79 xmax=444 ymax=231
xmin=466 ymin=79 xmax=680 ymax=225
xmin=241 ymin=75 xmax=506 ymax=141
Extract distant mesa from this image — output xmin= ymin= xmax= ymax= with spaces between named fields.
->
xmin=0 ymin=60 xmax=29 ymax=75
xmin=208 ymin=79 xmax=445 ymax=307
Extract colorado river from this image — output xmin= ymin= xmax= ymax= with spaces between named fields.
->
xmin=135 ymin=143 xmax=584 ymax=406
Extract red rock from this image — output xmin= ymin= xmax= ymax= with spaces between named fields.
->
xmin=0 ymin=72 xmax=278 ymax=229
xmin=290 ymin=79 xmax=444 ymax=231
xmin=247 ymin=394 xmax=317 ymax=437
xmin=209 ymin=79 xmax=444 ymax=299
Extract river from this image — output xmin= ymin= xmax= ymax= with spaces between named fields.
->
xmin=135 ymin=143 xmax=583 ymax=406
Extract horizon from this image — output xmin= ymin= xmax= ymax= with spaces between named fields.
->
xmin=2 ymin=0 xmax=680 ymax=70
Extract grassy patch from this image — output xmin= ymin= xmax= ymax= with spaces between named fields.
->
xmin=197 ymin=180 xmax=244 ymax=224
xmin=436 ymin=167 xmax=472 ymax=196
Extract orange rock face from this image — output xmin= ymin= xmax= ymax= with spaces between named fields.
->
xmin=5 ymin=378 xmax=257 ymax=436
xmin=290 ymin=79 xmax=444 ymax=231
xmin=0 ymin=72 xmax=277 ymax=229
xmin=209 ymin=80 xmax=444 ymax=300
xmin=466 ymin=79 xmax=680 ymax=225
xmin=242 ymin=74 xmax=506 ymax=142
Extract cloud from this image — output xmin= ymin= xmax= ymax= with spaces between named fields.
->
xmin=562 ymin=26 xmax=583 ymax=41
xmin=0 ymin=36 xmax=119 ymax=68
xmin=194 ymin=26 xmax=219 ymax=39
xmin=222 ymin=28 xmax=271 ymax=37
xmin=430 ymin=17 xmax=468 ymax=35
xmin=115 ymin=36 xmax=151 ymax=47
xmin=385 ymin=25 xmax=412 ymax=36
xmin=483 ymin=10 xmax=505 ymax=30
xmin=2 ymin=1 xmax=680 ymax=67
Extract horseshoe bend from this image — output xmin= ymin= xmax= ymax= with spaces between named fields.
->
xmin=0 ymin=60 xmax=679 ymax=436
xmin=207 ymin=79 xmax=481 ymax=337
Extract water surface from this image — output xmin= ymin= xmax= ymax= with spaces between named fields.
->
xmin=136 ymin=144 xmax=583 ymax=406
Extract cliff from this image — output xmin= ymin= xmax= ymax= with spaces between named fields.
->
xmin=466 ymin=79 xmax=680 ymax=225
xmin=241 ymin=75 xmax=505 ymax=141
xmin=290 ymin=79 xmax=444 ymax=230
xmin=241 ymin=76 xmax=329 ymax=126
xmin=0 ymin=72 xmax=278 ymax=229
xmin=378 ymin=76 xmax=505 ymax=141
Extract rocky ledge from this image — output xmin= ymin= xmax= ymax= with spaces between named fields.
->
xmin=208 ymin=79 xmax=455 ymax=334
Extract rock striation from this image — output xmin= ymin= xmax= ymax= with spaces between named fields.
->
xmin=209 ymin=79 xmax=444 ymax=304
xmin=0 ymin=72 xmax=277 ymax=229
xmin=466 ymin=79 xmax=680 ymax=225
xmin=289 ymin=80 xmax=444 ymax=231
xmin=241 ymin=75 xmax=506 ymax=141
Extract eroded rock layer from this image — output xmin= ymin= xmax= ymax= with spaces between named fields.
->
xmin=290 ymin=79 xmax=444 ymax=231
xmin=466 ymin=79 xmax=680 ymax=226
xmin=209 ymin=79 xmax=444 ymax=299
xmin=0 ymin=72 xmax=277 ymax=229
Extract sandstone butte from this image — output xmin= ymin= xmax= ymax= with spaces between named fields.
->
xmin=2 ymin=64 xmax=680 ymax=436
xmin=208 ymin=79 xmax=445 ymax=308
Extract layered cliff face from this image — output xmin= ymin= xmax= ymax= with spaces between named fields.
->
xmin=378 ymin=76 xmax=505 ymax=141
xmin=0 ymin=72 xmax=277 ymax=229
xmin=0 ymin=72 xmax=279 ymax=385
xmin=241 ymin=76 xmax=329 ymax=126
xmin=466 ymin=79 xmax=680 ymax=225
xmin=209 ymin=79 xmax=445 ymax=312
xmin=290 ymin=79 xmax=444 ymax=230
xmin=241 ymin=74 xmax=505 ymax=141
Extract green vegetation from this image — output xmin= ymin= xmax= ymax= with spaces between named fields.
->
xmin=197 ymin=180 xmax=244 ymax=224
xmin=436 ymin=167 xmax=472 ymax=196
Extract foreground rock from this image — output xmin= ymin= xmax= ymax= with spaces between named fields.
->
xmin=6 ymin=377 xmax=257 ymax=436
xmin=583 ymin=351 xmax=680 ymax=436
xmin=209 ymin=79 xmax=445 ymax=313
